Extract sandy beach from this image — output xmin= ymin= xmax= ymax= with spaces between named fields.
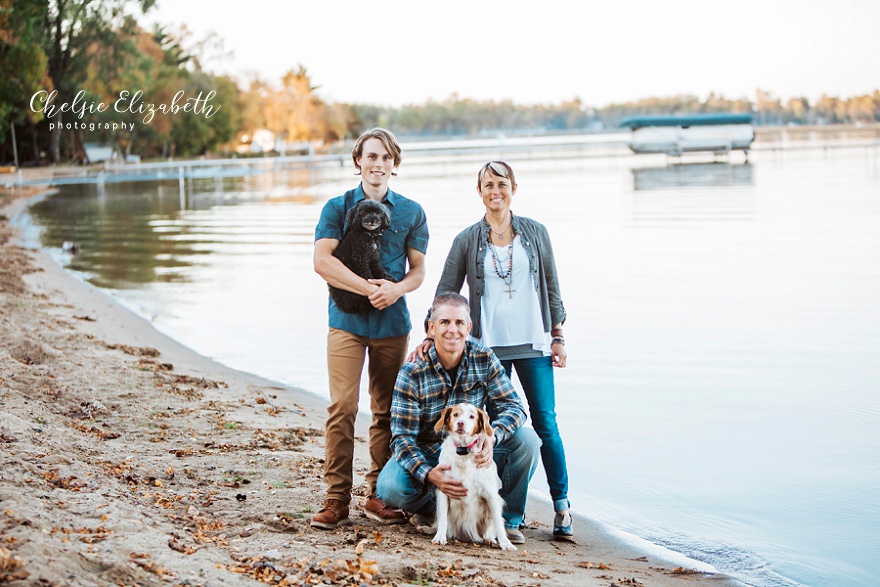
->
xmin=1 ymin=183 xmax=741 ymax=587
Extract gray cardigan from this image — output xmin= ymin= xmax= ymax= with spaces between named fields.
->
xmin=433 ymin=213 xmax=566 ymax=339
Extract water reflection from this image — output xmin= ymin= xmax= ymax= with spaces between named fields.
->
xmin=26 ymin=173 xmax=324 ymax=289
xmin=29 ymin=182 xmax=195 ymax=288
xmin=632 ymin=162 xmax=753 ymax=191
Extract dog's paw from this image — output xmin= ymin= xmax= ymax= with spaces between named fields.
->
xmin=499 ymin=542 xmax=518 ymax=551
xmin=431 ymin=534 xmax=447 ymax=545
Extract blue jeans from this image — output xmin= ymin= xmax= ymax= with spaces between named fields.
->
xmin=376 ymin=426 xmax=540 ymax=529
xmin=501 ymin=356 xmax=570 ymax=513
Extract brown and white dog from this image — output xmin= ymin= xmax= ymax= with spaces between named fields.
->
xmin=431 ymin=403 xmax=516 ymax=551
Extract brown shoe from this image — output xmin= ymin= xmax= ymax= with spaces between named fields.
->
xmin=310 ymin=499 xmax=351 ymax=530
xmin=363 ymin=496 xmax=407 ymax=525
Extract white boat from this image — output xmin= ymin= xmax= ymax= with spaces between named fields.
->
xmin=619 ymin=113 xmax=754 ymax=156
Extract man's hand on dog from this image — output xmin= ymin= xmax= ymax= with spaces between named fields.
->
xmin=367 ymin=279 xmax=403 ymax=310
xmin=473 ymin=436 xmax=494 ymax=469
xmin=428 ymin=465 xmax=468 ymax=499
xmin=428 ymin=438 xmax=495 ymax=499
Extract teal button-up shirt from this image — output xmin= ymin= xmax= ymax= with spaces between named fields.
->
xmin=315 ymin=184 xmax=429 ymax=339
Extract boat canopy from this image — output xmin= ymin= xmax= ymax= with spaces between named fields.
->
xmin=619 ymin=113 xmax=753 ymax=130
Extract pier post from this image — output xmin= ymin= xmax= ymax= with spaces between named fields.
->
xmin=179 ymin=166 xmax=186 ymax=209
xmin=10 ymin=123 xmax=20 ymax=185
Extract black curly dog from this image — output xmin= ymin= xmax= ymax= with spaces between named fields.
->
xmin=329 ymin=200 xmax=397 ymax=313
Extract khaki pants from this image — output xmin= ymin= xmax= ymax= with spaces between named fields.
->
xmin=323 ymin=328 xmax=408 ymax=504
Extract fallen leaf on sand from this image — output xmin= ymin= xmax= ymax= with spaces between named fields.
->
xmin=107 ymin=344 xmax=160 ymax=357
xmin=168 ymin=538 xmax=197 ymax=554
xmin=355 ymin=538 xmax=368 ymax=556
xmin=0 ymin=546 xmax=27 ymax=573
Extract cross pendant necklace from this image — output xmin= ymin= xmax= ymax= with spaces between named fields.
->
xmin=504 ymin=283 xmax=516 ymax=298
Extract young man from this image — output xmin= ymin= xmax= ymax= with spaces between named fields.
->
xmin=376 ymin=292 xmax=541 ymax=544
xmin=311 ymin=128 xmax=429 ymax=529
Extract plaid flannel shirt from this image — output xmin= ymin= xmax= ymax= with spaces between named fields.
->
xmin=390 ymin=340 xmax=527 ymax=483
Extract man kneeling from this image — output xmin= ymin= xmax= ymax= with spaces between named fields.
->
xmin=376 ymin=292 xmax=540 ymax=544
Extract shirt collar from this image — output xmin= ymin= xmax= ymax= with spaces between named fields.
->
xmin=428 ymin=342 xmax=470 ymax=379
xmin=509 ymin=211 xmax=521 ymax=231
xmin=481 ymin=211 xmax=518 ymax=236
xmin=355 ymin=183 xmax=398 ymax=207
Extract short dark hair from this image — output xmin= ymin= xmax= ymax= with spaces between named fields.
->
xmin=352 ymin=128 xmax=402 ymax=173
xmin=428 ymin=292 xmax=470 ymax=323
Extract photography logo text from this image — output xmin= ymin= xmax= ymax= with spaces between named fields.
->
xmin=30 ymin=89 xmax=221 ymax=132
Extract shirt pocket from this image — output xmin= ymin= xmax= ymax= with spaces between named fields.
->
xmin=379 ymin=222 xmax=409 ymax=269
xmin=458 ymin=381 xmax=486 ymax=401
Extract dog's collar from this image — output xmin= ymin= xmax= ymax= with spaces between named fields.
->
xmin=454 ymin=438 xmax=479 ymax=456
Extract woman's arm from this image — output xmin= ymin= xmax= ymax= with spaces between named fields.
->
xmin=435 ymin=235 xmax=468 ymax=297
xmin=537 ymin=224 xmax=568 ymax=367
xmin=538 ymin=225 xmax=567 ymax=330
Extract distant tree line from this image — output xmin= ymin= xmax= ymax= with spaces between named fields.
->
xmin=343 ymin=95 xmax=598 ymax=138
xmin=346 ymin=90 xmax=880 ymax=139
xmin=2 ymin=1 xmax=879 ymax=166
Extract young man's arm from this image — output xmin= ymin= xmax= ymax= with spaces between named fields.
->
xmin=313 ymin=238 xmax=379 ymax=296
xmin=368 ymin=247 xmax=426 ymax=310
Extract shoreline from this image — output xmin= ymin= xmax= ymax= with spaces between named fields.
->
xmin=1 ymin=187 xmax=743 ymax=587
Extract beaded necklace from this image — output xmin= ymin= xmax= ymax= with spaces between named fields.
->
xmin=487 ymin=232 xmax=516 ymax=298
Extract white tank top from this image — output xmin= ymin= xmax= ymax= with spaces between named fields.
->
xmin=475 ymin=235 xmax=551 ymax=355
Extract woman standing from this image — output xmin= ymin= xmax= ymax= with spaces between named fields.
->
xmin=415 ymin=160 xmax=572 ymax=539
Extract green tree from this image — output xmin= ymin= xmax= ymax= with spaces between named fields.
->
xmin=167 ymin=71 xmax=238 ymax=155
xmin=41 ymin=0 xmax=156 ymax=162
xmin=0 ymin=0 xmax=49 ymax=161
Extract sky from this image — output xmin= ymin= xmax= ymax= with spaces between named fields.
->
xmin=148 ymin=0 xmax=880 ymax=108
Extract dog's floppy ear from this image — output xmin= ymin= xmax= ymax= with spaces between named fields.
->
xmin=477 ymin=408 xmax=494 ymax=438
xmin=434 ymin=406 xmax=452 ymax=433
xmin=380 ymin=204 xmax=391 ymax=229
xmin=343 ymin=202 xmax=362 ymax=236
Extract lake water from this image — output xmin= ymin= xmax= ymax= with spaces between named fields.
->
xmin=20 ymin=146 xmax=880 ymax=587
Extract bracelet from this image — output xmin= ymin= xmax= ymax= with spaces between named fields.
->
xmin=551 ymin=336 xmax=565 ymax=346
xmin=551 ymin=328 xmax=564 ymax=337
